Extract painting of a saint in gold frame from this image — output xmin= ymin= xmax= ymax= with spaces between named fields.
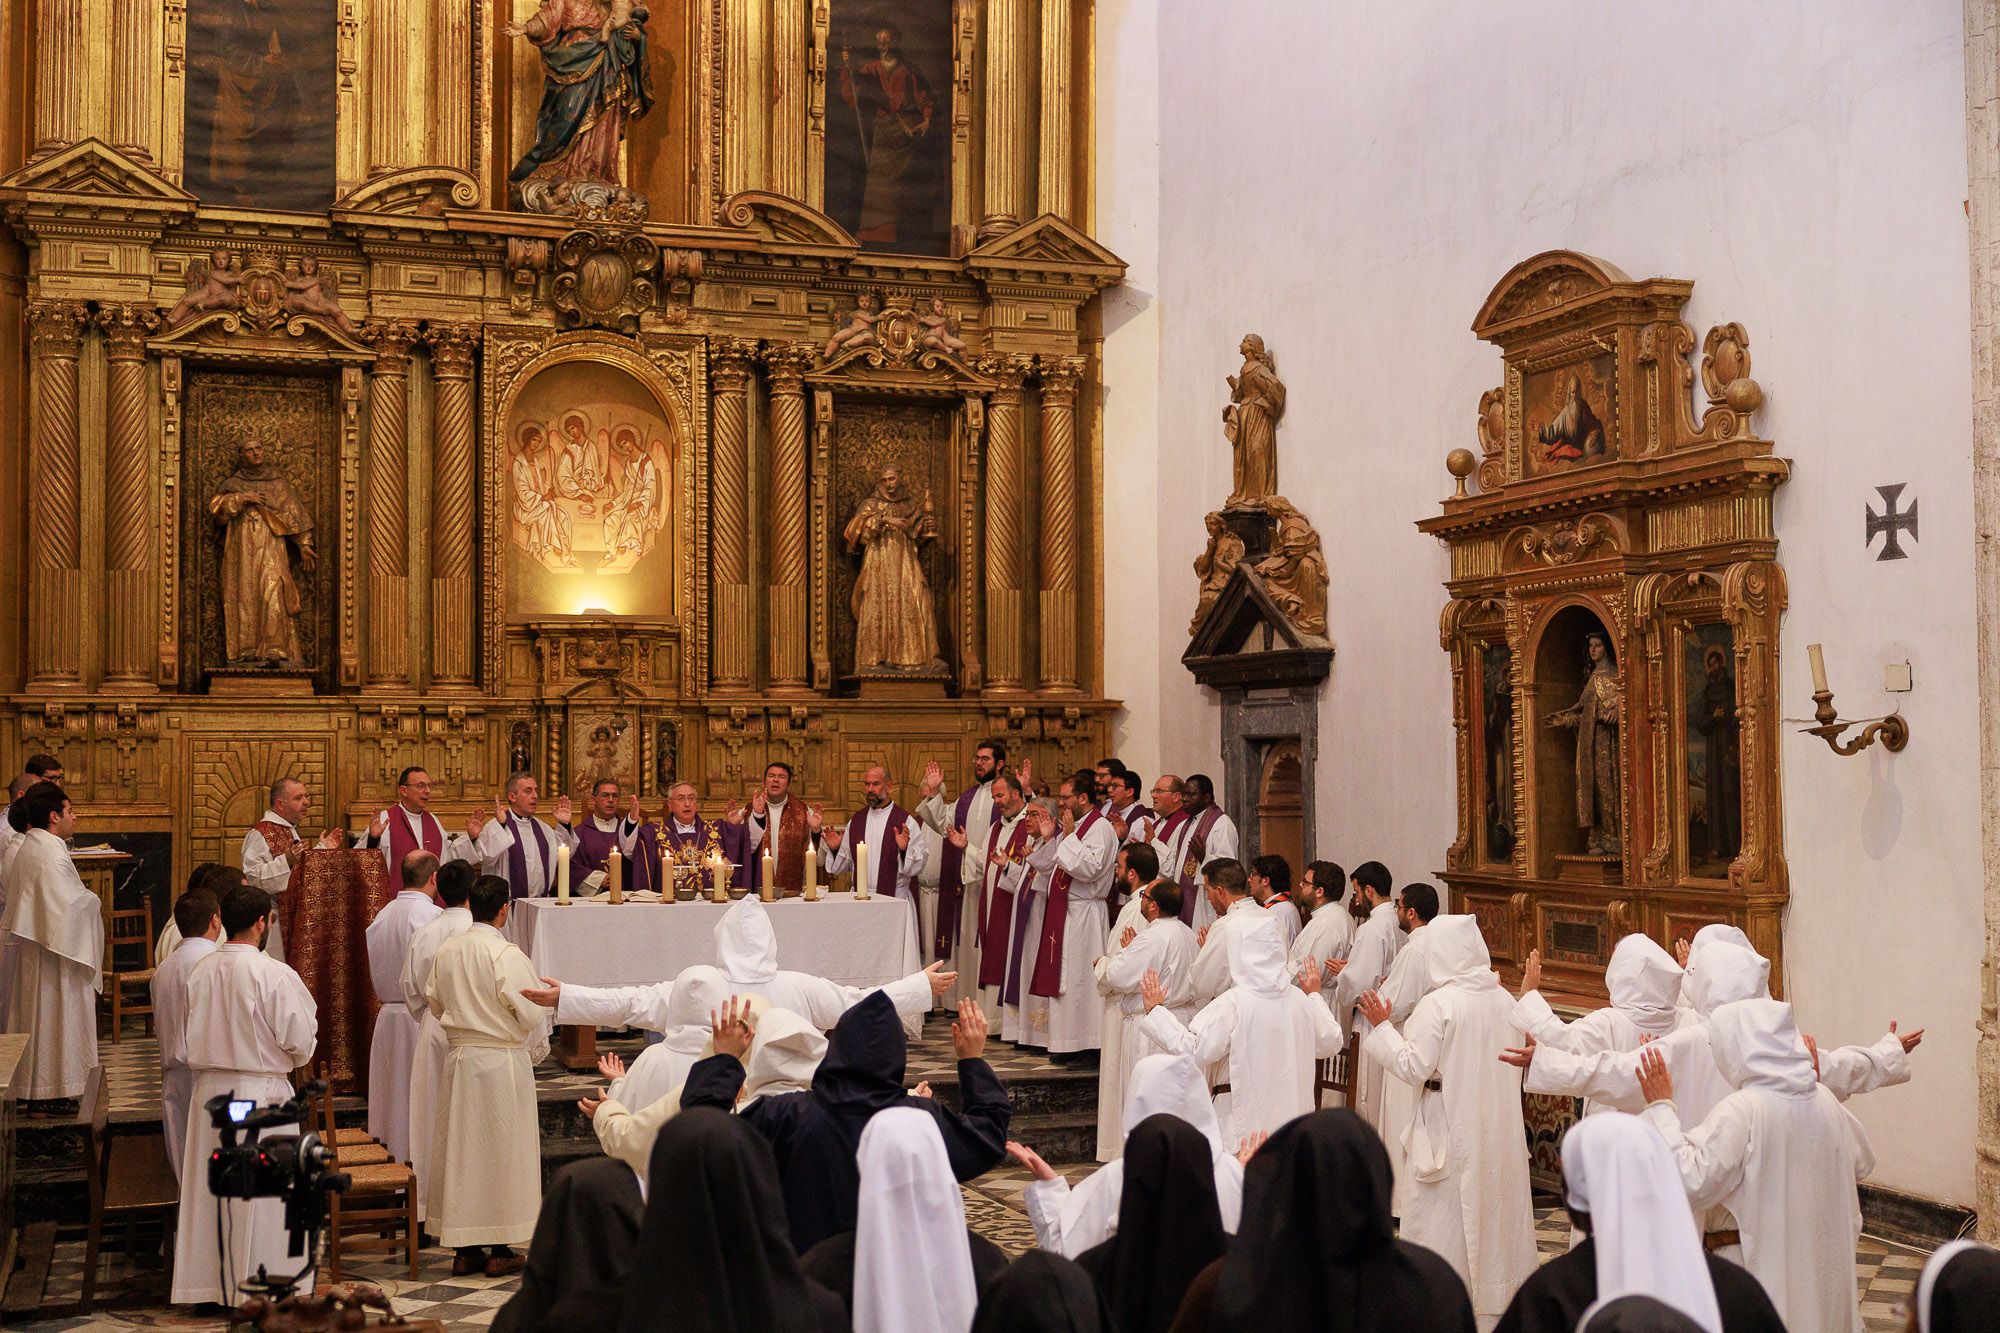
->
xmin=825 ymin=4 xmax=953 ymax=256
xmin=1523 ymin=353 xmax=1615 ymax=475
xmin=184 ymin=0 xmax=337 ymax=212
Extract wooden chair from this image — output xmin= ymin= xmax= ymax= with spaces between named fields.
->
xmin=80 ymin=1064 xmax=177 ymax=1311
xmin=102 ymin=900 xmax=156 ymax=1043
xmin=1314 ymin=1032 xmax=1361 ymax=1110
xmin=305 ymin=1067 xmax=419 ymax=1281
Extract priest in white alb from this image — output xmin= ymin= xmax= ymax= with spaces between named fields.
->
xmin=238 ymin=777 xmax=345 ymax=964
xmin=1020 ymin=771 xmax=1119 ymax=1056
xmin=0 ymin=783 xmax=102 ymax=1100
xmin=399 ymin=860 xmax=477 ymax=1221
xmin=470 ymin=774 xmax=579 ymax=899
xmin=170 ymin=884 xmax=318 ymax=1306
xmin=916 ymin=744 xmax=1006 ymax=1009
xmin=1092 ymin=871 xmax=1196 ymax=1159
xmin=426 ymin=874 xmax=550 ymax=1278
xmin=1369 ymin=881 xmax=1441 ymax=1218
xmin=1287 ymin=859 xmax=1353 ymax=994
xmin=153 ymin=888 xmax=222 ymax=1178
xmin=1184 ymin=859 xmax=1262 ymax=1006
xmin=1358 ymin=914 xmax=1537 ymax=1329
xmin=362 ymin=766 xmax=482 ymax=874
xmin=1330 ymin=862 xmax=1404 ymax=1131
xmin=363 ymin=850 xmax=441 ymax=1161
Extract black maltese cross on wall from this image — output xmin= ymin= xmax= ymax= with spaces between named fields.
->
xmin=1865 ymin=484 xmax=1918 ymax=561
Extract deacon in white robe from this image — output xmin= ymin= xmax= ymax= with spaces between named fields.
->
xmin=1186 ymin=876 xmax=1262 ymax=1006
xmin=1092 ymin=876 xmax=1198 ymax=1160
xmin=1141 ymin=917 xmax=1346 ymax=1146
xmin=399 ymin=865 xmax=475 ymax=1223
xmin=152 ymin=892 xmax=222 ymax=1179
xmin=1248 ymin=859 xmax=1302 ymax=951
xmin=426 ymin=891 xmax=551 ymax=1267
xmin=1640 ymin=998 xmax=1876 ymax=1333
xmin=470 ymin=777 xmax=579 ymax=899
xmin=1287 ymin=865 xmax=1355 ymax=997
xmin=1019 ymin=1052 xmax=1246 ymax=1256
xmin=1374 ymin=895 xmax=1438 ymax=1220
xmin=1331 ymin=886 xmax=1405 ymax=1131
xmin=1019 ymin=783 xmax=1119 ymax=1054
xmin=1 ymin=814 xmax=103 ymax=1100
xmin=363 ymin=853 xmax=442 ymax=1160
xmin=916 ymin=749 xmax=1003 ymax=1010
xmin=1091 ymin=846 xmax=1167 ymax=1153
xmin=1360 ymin=915 xmax=1537 ymax=1328
xmin=170 ymin=897 xmax=318 ymax=1306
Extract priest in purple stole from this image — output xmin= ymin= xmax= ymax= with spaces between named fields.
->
xmin=653 ymin=781 xmax=745 ymax=882
xmin=817 ymin=765 xmax=929 ymax=947
xmin=571 ymin=778 xmax=663 ymax=895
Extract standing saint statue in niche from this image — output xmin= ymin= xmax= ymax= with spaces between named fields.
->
xmin=1224 ymin=334 xmax=1285 ymax=507
xmin=1545 ymin=631 xmax=1623 ymax=855
xmin=843 ymin=467 xmax=944 ymax=672
xmin=208 ymin=435 xmax=316 ymax=666
xmin=506 ymin=0 xmax=654 ymax=212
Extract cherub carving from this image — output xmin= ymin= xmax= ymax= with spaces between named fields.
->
xmin=166 ymin=247 xmax=243 ymax=327
xmin=916 ymin=296 xmax=966 ymax=354
xmin=824 ymin=292 xmax=882 ymax=359
xmin=282 ymin=256 xmax=355 ymax=334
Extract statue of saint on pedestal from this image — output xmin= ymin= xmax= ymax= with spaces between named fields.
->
xmin=506 ymin=0 xmax=654 ymax=214
xmin=1545 ymin=632 xmax=1622 ymax=855
xmin=208 ymin=436 xmax=315 ymax=666
xmin=842 ymin=467 xmax=943 ymax=672
xmin=1224 ymin=333 xmax=1285 ymax=507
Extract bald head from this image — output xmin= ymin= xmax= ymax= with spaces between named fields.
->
xmin=862 ymin=764 xmax=893 ymax=810
xmin=7 ymin=773 xmax=33 ymax=802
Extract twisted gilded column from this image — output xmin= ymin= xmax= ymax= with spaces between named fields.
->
xmin=723 ymin=0 xmax=772 ymax=195
xmin=366 ymin=322 xmax=418 ymax=685
xmin=980 ymin=0 xmax=1034 ymax=238
xmin=428 ymin=325 xmax=479 ymax=686
xmin=369 ymin=0 xmax=428 ymax=173
xmin=981 ymin=358 xmax=1030 ymax=694
xmin=27 ymin=301 xmax=89 ymax=684
xmin=709 ymin=339 xmax=758 ymax=690
xmin=765 ymin=343 xmax=815 ymax=693
xmin=110 ymin=0 xmax=166 ymax=162
xmin=1037 ymin=357 xmax=1086 ymax=693
xmin=100 ymin=305 xmax=160 ymax=683
xmin=1037 ymin=0 xmax=1072 ymax=220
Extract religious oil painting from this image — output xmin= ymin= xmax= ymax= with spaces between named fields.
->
xmin=1523 ymin=353 xmax=1615 ymax=475
xmin=825 ymin=2 xmax=954 ymax=256
xmin=1480 ymin=641 xmax=1517 ymax=863
xmin=503 ymin=360 xmax=677 ymax=618
xmin=184 ymin=0 xmax=338 ymax=212
xmin=1685 ymin=623 xmax=1741 ymax=878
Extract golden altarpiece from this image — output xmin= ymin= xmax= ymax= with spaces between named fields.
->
xmin=0 ymin=0 xmax=1121 ymax=891
xmin=1419 ymin=252 xmax=1791 ymax=1001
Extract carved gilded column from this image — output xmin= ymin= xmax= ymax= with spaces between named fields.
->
xmin=1037 ymin=357 xmax=1086 ymax=693
xmin=34 ymin=0 xmax=101 ymax=153
xmin=110 ymin=0 xmax=166 ymax=162
xmin=428 ymin=325 xmax=479 ymax=686
xmin=431 ymin=1 xmax=473 ymax=171
xmin=765 ymin=343 xmax=815 ymax=693
xmin=1037 ymin=0 xmax=1072 ymax=220
xmin=366 ymin=322 xmax=418 ymax=685
xmin=980 ymin=0 xmax=1033 ymax=238
xmin=771 ymin=0 xmax=808 ymax=198
xmin=100 ymin=305 xmax=160 ymax=683
xmin=27 ymin=301 xmax=89 ymax=684
xmin=982 ymin=357 xmax=1030 ymax=694
xmin=723 ymin=0 xmax=772 ymax=195
xmin=709 ymin=339 xmax=758 ymax=690
xmin=369 ymin=0 xmax=427 ymax=174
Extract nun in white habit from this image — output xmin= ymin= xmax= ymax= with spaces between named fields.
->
xmin=1014 ymin=1052 xmax=1245 ymax=1256
xmin=850 ymin=1106 xmax=979 ymax=1333
xmin=598 ymin=965 xmax=735 ymax=1114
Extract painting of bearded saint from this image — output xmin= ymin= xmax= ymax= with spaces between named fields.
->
xmin=843 ymin=467 xmax=944 ymax=671
xmin=827 ymin=9 xmax=950 ymax=255
xmin=1529 ymin=357 xmax=1613 ymax=471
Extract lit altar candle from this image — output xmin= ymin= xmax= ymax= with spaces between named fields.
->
xmin=607 ymin=847 xmax=623 ymax=904
xmin=710 ymin=853 xmax=728 ymax=902
xmin=854 ymin=840 xmax=869 ymax=899
xmin=1807 ymin=642 xmax=1829 ymax=694
xmin=761 ymin=847 xmax=775 ymax=900
xmin=804 ymin=842 xmax=819 ymax=899
xmin=555 ymin=843 xmax=571 ymax=904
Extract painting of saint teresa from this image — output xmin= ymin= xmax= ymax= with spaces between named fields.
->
xmin=184 ymin=0 xmax=337 ymax=212
xmin=826 ymin=6 xmax=952 ymax=255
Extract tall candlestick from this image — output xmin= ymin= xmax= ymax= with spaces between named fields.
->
xmin=556 ymin=843 xmax=571 ymax=904
xmin=607 ymin=847 xmax=624 ymax=904
xmin=855 ymin=839 xmax=869 ymax=899
xmin=1807 ymin=642 xmax=1829 ymax=694
xmin=804 ymin=841 xmax=818 ymax=897
xmin=761 ymin=846 xmax=775 ymax=899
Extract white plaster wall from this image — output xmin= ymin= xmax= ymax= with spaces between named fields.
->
xmin=1097 ymin=0 xmax=1979 ymax=1205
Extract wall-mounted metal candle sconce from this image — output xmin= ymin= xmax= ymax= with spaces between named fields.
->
xmin=1803 ymin=643 xmax=1909 ymax=756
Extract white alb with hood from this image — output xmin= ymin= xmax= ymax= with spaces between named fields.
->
xmin=711 ymin=897 xmax=933 ymax=1035
xmin=1514 ymin=932 xmax=1692 ymax=1115
xmin=604 ymin=964 xmax=734 ymax=1113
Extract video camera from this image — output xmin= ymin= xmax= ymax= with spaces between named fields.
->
xmin=204 ymin=1081 xmax=351 ymax=1299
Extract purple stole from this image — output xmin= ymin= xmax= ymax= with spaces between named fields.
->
xmin=934 ymin=786 xmax=997 ymax=962
xmin=502 ymin=813 xmax=552 ymax=899
xmin=978 ymin=819 xmax=1033 ymax=989
xmin=1030 ymin=808 xmax=1105 ymax=999
xmin=844 ymin=805 xmax=912 ymax=898
xmin=1177 ymin=806 xmax=1224 ymax=925
xmin=575 ymin=819 xmax=661 ymax=895
xmin=386 ymin=807 xmax=445 ymax=864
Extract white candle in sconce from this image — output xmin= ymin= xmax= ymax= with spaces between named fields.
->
xmin=1807 ymin=642 xmax=1829 ymax=694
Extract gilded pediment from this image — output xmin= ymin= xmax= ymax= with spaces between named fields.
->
xmin=718 ymin=191 xmax=859 ymax=254
xmin=332 ymin=166 xmax=479 ymax=218
xmin=1472 ymin=251 xmax=1631 ymax=334
xmin=968 ymin=214 xmax=1124 ymax=282
xmin=0 ymin=138 xmax=197 ymax=235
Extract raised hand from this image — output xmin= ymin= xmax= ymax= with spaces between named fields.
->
xmin=519 ymin=976 xmax=562 ymax=1009
xmin=1802 ymin=1033 xmax=1821 ymax=1081
xmin=946 ymin=826 xmax=968 ymax=849
xmin=922 ymin=760 xmax=945 ymax=798
xmin=824 ymin=825 xmax=845 ymax=850
xmin=1298 ymin=956 xmax=1323 ymax=995
xmin=578 ymin=1094 xmax=605 ymax=1119
xmin=724 ymin=802 xmax=748 ymax=826
xmin=952 ymin=997 xmax=989 ymax=1060
xmin=283 ymin=841 xmax=305 ymax=866
xmin=1325 ymin=956 xmax=1348 ymax=976
xmin=597 ymin=1052 xmax=626 ymax=1082
xmin=912 ymin=1080 xmax=934 ymax=1100
xmin=807 ymin=804 xmax=825 ymax=834
xmin=1637 ymin=1046 xmax=1674 ymax=1104
xmin=1119 ymin=925 xmax=1137 ymax=949
xmin=1109 ymin=812 xmax=1129 ymax=840
xmin=1519 ymin=948 xmax=1542 ymax=997
xmin=1499 ymin=1036 xmax=1537 ymax=1070
xmin=1140 ymin=968 xmax=1167 ymax=1012
xmin=711 ymin=996 xmax=753 ymax=1059
xmin=1235 ymin=1130 xmax=1269 ymax=1167
xmin=750 ymin=789 xmax=768 ymax=817
xmin=367 ymin=809 xmax=390 ymax=841
xmin=924 ymin=961 xmax=957 ymax=998
xmin=1018 ymin=758 xmax=1033 ymax=789
xmin=553 ymin=795 xmax=573 ymax=826
xmin=1891 ymin=1020 xmax=1924 ymax=1054
xmin=1005 ymin=1139 xmax=1058 ymax=1182
xmin=1356 ymin=990 xmax=1391 ymax=1028
xmin=465 ymin=813 xmax=485 ymax=838
xmin=495 ymin=792 xmax=508 ymax=822
xmin=316 ymin=828 xmax=347 ymax=850
xmin=1674 ymin=936 xmax=1691 ymax=968
xmin=894 ymin=822 xmax=911 ymax=852
xmin=625 ymin=793 xmax=642 ymax=822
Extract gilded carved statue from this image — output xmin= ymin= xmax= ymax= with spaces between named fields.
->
xmin=1254 ymin=497 xmax=1328 ymax=635
xmin=1545 ymin=631 xmax=1623 ymax=855
xmin=166 ymin=248 xmax=244 ymax=327
xmin=506 ymin=0 xmax=655 ymax=216
xmin=1224 ymin=333 xmax=1285 ymax=507
xmin=843 ymin=467 xmax=943 ymax=672
xmin=1189 ymin=511 xmax=1246 ymax=635
xmin=281 ymin=256 xmax=353 ymax=333
xmin=208 ymin=436 xmax=316 ymax=666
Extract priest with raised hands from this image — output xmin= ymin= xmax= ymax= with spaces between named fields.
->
xmin=0 ymin=782 xmax=102 ymax=1101
xmin=916 ymin=742 xmax=1006 ymax=994
xmin=816 ymin=763 xmax=928 ymax=902
xmin=1020 ymin=771 xmax=1119 ymax=1061
xmin=653 ymin=780 xmax=744 ymax=874
xmin=727 ymin=761 xmax=813 ymax=894
xmin=399 ymin=860 xmax=476 ymax=1224
xmin=169 ymin=884 xmax=318 ymax=1308
xmin=973 ymin=771 xmax=1035 ymax=1024
xmin=1092 ymin=862 xmax=1196 ymax=1159
xmin=1287 ymin=859 xmax=1353 ymax=991
xmin=238 ymin=777 xmax=346 ymax=964
xmin=363 ymin=850 xmax=442 ymax=1161
xmin=570 ymin=777 xmax=661 ymax=895
xmin=470 ymin=773 xmax=579 ymax=899
xmin=362 ymin=766 xmax=483 ymax=873
xmin=1102 ymin=769 xmax=1154 ymax=848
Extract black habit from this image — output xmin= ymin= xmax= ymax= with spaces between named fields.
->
xmin=972 ymin=1252 xmax=1119 ymax=1333
xmin=1077 ymin=1114 xmax=1227 ymax=1333
xmin=1493 ymin=1240 xmax=1786 ymax=1333
xmin=492 ymin=1157 xmax=646 ymax=1333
